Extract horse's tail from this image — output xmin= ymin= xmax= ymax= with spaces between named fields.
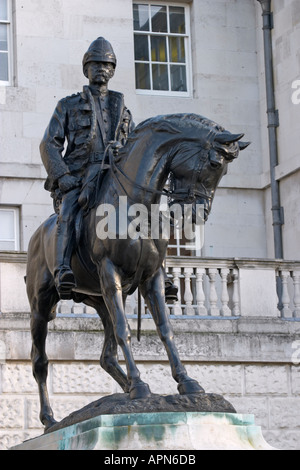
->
xmin=25 ymin=215 xmax=57 ymax=300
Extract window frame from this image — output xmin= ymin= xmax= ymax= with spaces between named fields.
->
xmin=0 ymin=206 xmax=20 ymax=251
xmin=0 ymin=0 xmax=14 ymax=86
xmin=167 ymin=224 xmax=203 ymax=257
xmin=133 ymin=1 xmax=192 ymax=97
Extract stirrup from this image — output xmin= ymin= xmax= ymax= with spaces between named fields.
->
xmin=165 ymin=284 xmax=178 ymax=303
xmin=55 ymin=270 xmax=76 ymax=300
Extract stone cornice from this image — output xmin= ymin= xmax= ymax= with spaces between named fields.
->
xmin=0 ymin=251 xmax=27 ymax=263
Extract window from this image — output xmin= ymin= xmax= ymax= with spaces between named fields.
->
xmin=0 ymin=207 xmax=20 ymax=250
xmin=133 ymin=2 xmax=191 ymax=96
xmin=167 ymin=225 xmax=204 ymax=257
xmin=0 ymin=0 xmax=13 ymax=85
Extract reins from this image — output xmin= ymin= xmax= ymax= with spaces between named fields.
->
xmin=105 ymin=142 xmax=211 ymax=204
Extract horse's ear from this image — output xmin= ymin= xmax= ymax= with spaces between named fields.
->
xmin=215 ymin=132 xmax=244 ymax=144
xmin=155 ymin=121 xmax=180 ymax=134
xmin=238 ymin=141 xmax=251 ymax=150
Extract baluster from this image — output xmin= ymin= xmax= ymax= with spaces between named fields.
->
xmin=195 ymin=267 xmax=207 ymax=315
xmin=58 ymin=299 xmax=71 ymax=315
xmin=231 ymin=269 xmax=240 ymax=316
xmin=125 ymin=294 xmax=134 ymax=316
xmin=292 ymin=270 xmax=300 ymax=318
xmin=220 ymin=268 xmax=230 ymax=316
xmin=208 ymin=268 xmax=219 ymax=316
xmin=133 ymin=290 xmax=139 ymax=316
xmin=72 ymin=301 xmax=84 ymax=314
xmin=281 ymin=270 xmax=292 ymax=318
xmin=140 ymin=294 xmax=147 ymax=316
xmin=183 ymin=267 xmax=194 ymax=315
xmin=171 ymin=266 xmax=183 ymax=315
xmin=85 ymin=305 xmax=97 ymax=315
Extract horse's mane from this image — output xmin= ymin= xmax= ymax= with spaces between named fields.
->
xmin=115 ymin=112 xmax=245 ymax=175
xmin=115 ymin=113 xmax=226 ymax=165
xmin=132 ymin=113 xmax=225 ymax=136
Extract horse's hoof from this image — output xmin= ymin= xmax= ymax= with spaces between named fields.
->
xmin=42 ymin=415 xmax=57 ymax=432
xmin=129 ymin=382 xmax=151 ymax=399
xmin=178 ymin=379 xmax=205 ymax=395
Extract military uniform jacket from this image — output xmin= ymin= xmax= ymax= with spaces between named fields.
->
xmin=40 ymin=85 xmax=134 ymax=192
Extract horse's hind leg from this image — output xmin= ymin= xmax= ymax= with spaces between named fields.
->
xmin=83 ymin=295 xmax=130 ymax=393
xmin=29 ymin=280 xmax=59 ymax=430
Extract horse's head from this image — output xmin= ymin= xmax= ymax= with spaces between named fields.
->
xmin=167 ymin=114 xmax=250 ymax=222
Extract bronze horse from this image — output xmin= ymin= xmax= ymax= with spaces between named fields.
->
xmin=26 ymin=113 xmax=249 ymax=429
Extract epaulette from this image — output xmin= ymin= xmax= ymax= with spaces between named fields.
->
xmin=61 ymin=91 xmax=82 ymax=104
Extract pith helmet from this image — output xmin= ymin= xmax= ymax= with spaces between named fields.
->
xmin=82 ymin=37 xmax=117 ymax=70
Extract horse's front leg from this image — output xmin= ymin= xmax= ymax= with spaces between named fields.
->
xmin=140 ymin=268 xmax=205 ymax=395
xmin=99 ymin=258 xmax=151 ymax=399
xmin=84 ymin=295 xmax=130 ymax=393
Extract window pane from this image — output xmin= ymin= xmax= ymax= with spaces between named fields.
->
xmin=0 ymin=0 xmax=8 ymax=21
xmin=0 ymin=52 xmax=8 ymax=81
xmin=170 ymin=64 xmax=187 ymax=91
xmin=151 ymin=35 xmax=167 ymax=62
xmin=135 ymin=62 xmax=150 ymax=89
xmin=0 ymin=210 xmax=14 ymax=239
xmin=133 ymin=4 xmax=149 ymax=31
xmin=169 ymin=36 xmax=185 ymax=63
xmin=152 ymin=63 xmax=168 ymax=90
xmin=181 ymin=246 xmax=196 ymax=256
xmin=134 ymin=34 xmax=149 ymax=61
xmin=169 ymin=6 xmax=185 ymax=34
xmin=0 ymin=23 xmax=8 ymax=51
xmin=151 ymin=5 xmax=167 ymax=33
xmin=167 ymin=246 xmax=178 ymax=256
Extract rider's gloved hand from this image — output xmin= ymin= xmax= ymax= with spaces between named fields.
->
xmin=58 ymin=174 xmax=80 ymax=193
xmin=108 ymin=140 xmax=122 ymax=156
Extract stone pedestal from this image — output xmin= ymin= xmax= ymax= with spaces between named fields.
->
xmin=11 ymin=412 xmax=275 ymax=450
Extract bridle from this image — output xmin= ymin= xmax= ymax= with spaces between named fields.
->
xmin=168 ymin=147 xmax=213 ymax=204
xmin=103 ymin=141 xmax=213 ymax=205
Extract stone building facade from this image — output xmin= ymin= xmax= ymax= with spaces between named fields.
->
xmin=0 ymin=0 xmax=299 ymax=450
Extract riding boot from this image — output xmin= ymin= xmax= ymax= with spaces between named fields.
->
xmin=53 ymin=187 xmax=81 ymax=299
xmin=54 ymin=222 xmax=77 ymax=299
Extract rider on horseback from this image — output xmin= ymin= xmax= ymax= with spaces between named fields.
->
xmin=40 ymin=38 xmax=134 ymax=298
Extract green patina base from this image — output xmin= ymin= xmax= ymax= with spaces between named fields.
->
xmin=11 ymin=412 xmax=275 ymax=450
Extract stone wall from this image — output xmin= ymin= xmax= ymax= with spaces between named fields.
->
xmin=0 ymin=313 xmax=299 ymax=450
xmin=0 ymin=0 xmax=272 ymax=259
xmin=1 ymin=0 xmax=299 ymax=257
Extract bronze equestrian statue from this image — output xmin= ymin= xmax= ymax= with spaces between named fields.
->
xmin=26 ymin=39 xmax=250 ymax=430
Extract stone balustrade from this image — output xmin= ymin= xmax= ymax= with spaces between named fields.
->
xmin=0 ymin=251 xmax=300 ymax=321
